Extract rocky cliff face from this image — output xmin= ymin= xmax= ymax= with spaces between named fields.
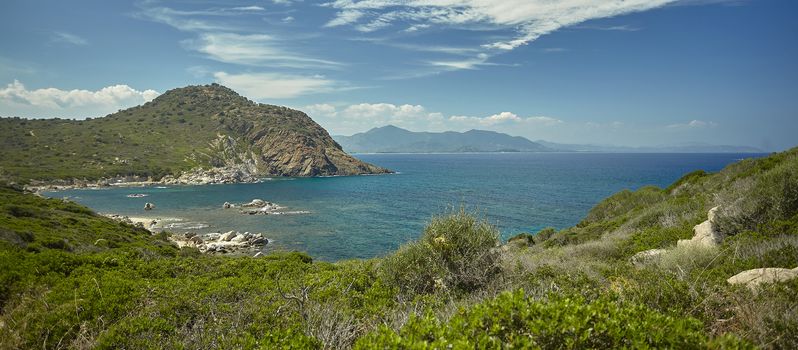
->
xmin=152 ymin=84 xmax=390 ymax=178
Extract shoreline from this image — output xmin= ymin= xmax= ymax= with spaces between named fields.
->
xmin=103 ymin=213 xmax=185 ymax=232
xmin=23 ymin=172 xmax=401 ymax=195
xmin=103 ymin=213 xmax=270 ymax=256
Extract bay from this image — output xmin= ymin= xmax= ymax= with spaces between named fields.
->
xmin=46 ymin=153 xmax=764 ymax=261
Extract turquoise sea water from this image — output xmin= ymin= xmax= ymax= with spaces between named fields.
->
xmin=46 ymin=153 xmax=763 ymax=261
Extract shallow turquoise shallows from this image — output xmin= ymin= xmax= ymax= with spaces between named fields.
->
xmin=46 ymin=153 xmax=763 ymax=261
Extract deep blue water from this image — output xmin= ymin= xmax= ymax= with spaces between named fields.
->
xmin=46 ymin=153 xmax=764 ymax=261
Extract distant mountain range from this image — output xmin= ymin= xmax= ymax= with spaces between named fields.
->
xmin=334 ymin=125 xmax=551 ymax=153
xmin=333 ymin=125 xmax=765 ymax=154
xmin=535 ymin=140 xmax=765 ymax=153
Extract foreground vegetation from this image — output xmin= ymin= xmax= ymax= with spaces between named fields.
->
xmin=1 ymin=147 xmax=796 ymax=349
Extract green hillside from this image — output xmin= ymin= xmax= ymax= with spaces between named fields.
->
xmin=0 ymin=84 xmax=388 ymax=184
xmin=1 ymin=147 xmax=796 ymax=348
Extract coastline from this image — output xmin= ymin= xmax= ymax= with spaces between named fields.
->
xmin=25 ymin=165 xmax=395 ymax=194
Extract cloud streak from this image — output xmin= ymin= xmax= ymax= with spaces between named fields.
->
xmin=667 ymin=119 xmax=718 ymax=129
xmin=213 ymin=72 xmax=339 ymax=99
xmin=187 ymin=33 xmax=342 ymax=69
xmin=324 ymin=0 xmax=676 ymax=50
xmin=52 ymin=31 xmax=88 ymax=46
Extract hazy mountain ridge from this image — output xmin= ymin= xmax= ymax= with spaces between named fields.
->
xmin=333 ymin=125 xmax=764 ymax=154
xmin=0 ymin=84 xmax=389 ymax=183
xmin=536 ymin=140 xmax=764 ymax=153
xmin=334 ymin=125 xmax=551 ymax=153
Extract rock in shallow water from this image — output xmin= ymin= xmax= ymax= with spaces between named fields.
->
xmin=169 ymin=231 xmax=269 ymax=254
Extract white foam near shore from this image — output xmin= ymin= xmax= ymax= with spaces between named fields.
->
xmin=104 ymin=214 xmax=187 ymax=231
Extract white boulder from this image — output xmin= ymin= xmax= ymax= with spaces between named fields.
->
xmin=677 ymin=206 xmax=723 ymax=248
xmin=727 ymin=267 xmax=798 ymax=290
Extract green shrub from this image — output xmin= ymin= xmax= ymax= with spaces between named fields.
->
xmin=533 ymin=227 xmax=556 ymax=244
xmin=581 ymin=186 xmax=666 ymax=226
xmin=666 ymin=169 xmax=709 ymax=193
xmin=355 ymin=290 xmax=748 ymax=349
xmin=507 ymin=232 xmax=534 ymax=246
xmin=380 ymin=209 xmax=500 ymax=295
xmin=715 ymin=159 xmax=798 ymax=236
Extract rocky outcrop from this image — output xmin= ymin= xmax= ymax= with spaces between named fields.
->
xmin=160 ymin=163 xmax=261 ymax=185
xmin=727 ymin=267 xmax=798 ymax=290
xmin=677 ymin=206 xmax=723 ymax=248
xmin=630 ymin=248 xmax=667 ymax=265
xmin=143 ymin=202 xmax=155 ymax=210
xmin=222 ymin=198 xmax=308 ymax=215
xmin=241 ymin=199 xmax=270 ymax=208
xmin=170 ymin=231 xmax=268 ymax=254
xmin=631 ymin=207 xmax=722 ymax=265
xmin=9 ymin=83 xmax=391 ymax=186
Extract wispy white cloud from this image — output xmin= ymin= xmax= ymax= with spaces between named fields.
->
xmin=576 ymin=24 xmax=641 ymax=31
xmin=51 ymin=31 xmax=88 ymax=46
xmin=321 ymin=0 xmax=678 ymax=75
xmin=213 ymin=72 xmax=339 ymax=99
xmin=324 ymin=10 xmax=365 ymax=27
xmin=186 ymin=33 xmax=341 ymax=69
xmin=449 ymin=112 xmax=562 ymax=126
xmin=232 ymin=6 xmax=265 ymax=11
xmin=667 ymin=119 xmax=718 ymax=129
xmin=136 ymin=6 xmax=237 ymax=32
xmin=324 ymin=0 xmax=676 ymax=51
xmin=0 ymin=80 xmax=159 ymax=118
xmin=403 ymin=23 xmax=430 ymax=32
xmin=427 ymin=53 xmax=491 ymax=70
xmin=136 ymin=4 xmax=341 ymax=74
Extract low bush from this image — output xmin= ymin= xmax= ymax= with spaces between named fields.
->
xmin=355 ymin=290 xmax=749 ymax=349
xmin=380 ymin=209 xmax=500 ymax=295
xmin=715 ymin=159 xmax=798 ymax=236
xmin=533 ymin=227 xmax=556 ymax=244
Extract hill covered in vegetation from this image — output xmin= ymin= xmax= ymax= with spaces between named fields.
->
xmin=0 ymin=84 xmax=389 ymax=184
xmin=0 ymin=147 xmax=796 ymax=348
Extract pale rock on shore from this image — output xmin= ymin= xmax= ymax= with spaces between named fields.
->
xmin=160 ymin=163 xmax=262 ymax=185
xmin=105 ymin=214 xmax=160 ymax=231
xmin=23 ymin=165 xmax=263 ymax=193
xmin=170 ymin=231 xmax=268 ymax=254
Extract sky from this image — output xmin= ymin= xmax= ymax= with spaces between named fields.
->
xmin=1 ymin=0 xmax=796 ymax=151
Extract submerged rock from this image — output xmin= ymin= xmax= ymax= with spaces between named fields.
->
xmin=143 ymin=202 xmax=156 ymax=211
xmin=242 ymin=199 xmax=268 ymax=208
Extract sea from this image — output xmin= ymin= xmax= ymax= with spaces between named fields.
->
xmin=45 ymin=153 xmax=764 ymax=261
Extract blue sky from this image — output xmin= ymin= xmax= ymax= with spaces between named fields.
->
xmin=1 ymin=0 xmax=796 ymax=150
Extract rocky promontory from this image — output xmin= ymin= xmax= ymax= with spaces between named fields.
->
xmin=2 ymin=83 xmax=391 ymax=186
